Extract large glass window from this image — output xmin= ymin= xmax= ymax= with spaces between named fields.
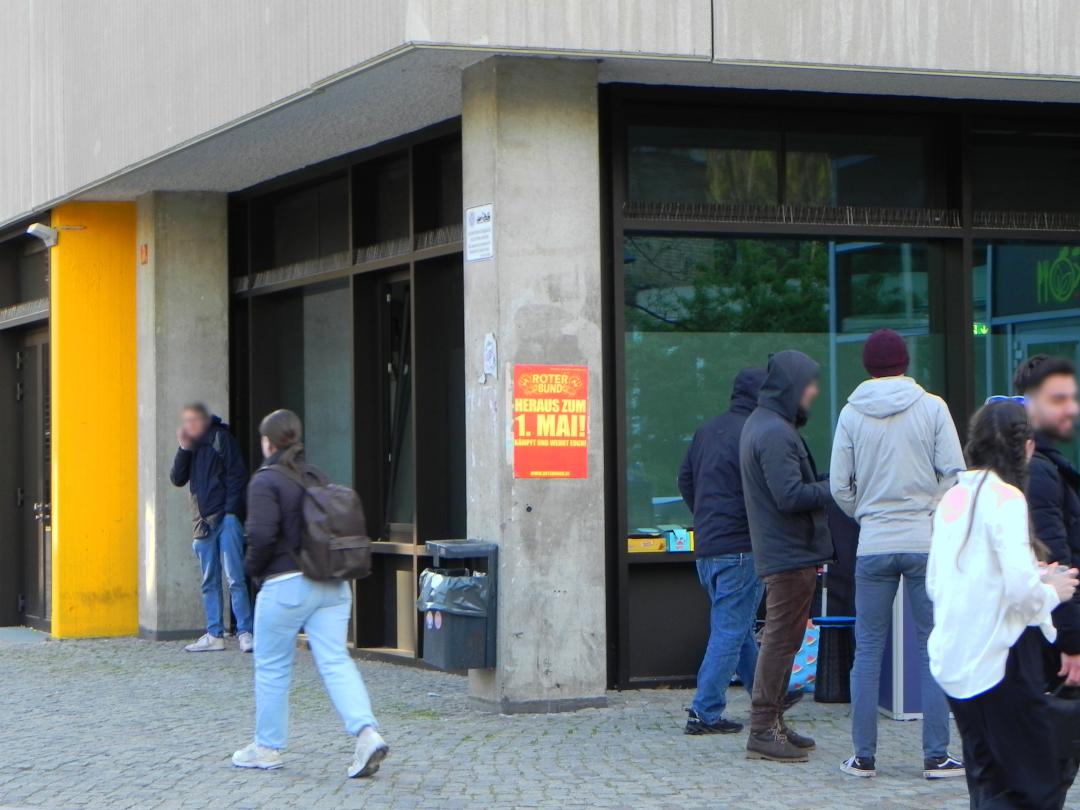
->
xmin=971 ymin=130 xmax=1080 ymax=213
xmin=249 ymin=280 xmax=354 ymax=485
xmin=628 ymin=125 xmax=927 ymax=208
xmin=785 ymin=133 xmax=926 ymax=208
xmin=628 ymin=127 xmax=780 ymax=205
xmin=623 ymin=234 xmax=944 ymax=531
xmin=973 ymin=241 xmax=1080 ymax=465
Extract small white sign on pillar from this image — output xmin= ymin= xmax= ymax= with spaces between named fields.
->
xmin=465 ymin=204 xmax=494 ymax=262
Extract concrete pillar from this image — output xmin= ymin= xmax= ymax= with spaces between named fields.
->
xmin=136 ymin=192 xmax=229 ymax=639
xmin=462 ymin=57 xmax=607 ymax=712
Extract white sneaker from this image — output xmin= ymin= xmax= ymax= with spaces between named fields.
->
xmin=238 ymin=632 xmax=254 ymax=654
xmin=348 ymin=727 xmax=389 ymax=778
xmin=232 ymin=742 xmax=283 ymax=770
xmin=185 ymin=633 xmax=225 ymax=652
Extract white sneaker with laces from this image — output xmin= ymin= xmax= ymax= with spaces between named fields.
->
xmin=348 ymin=726 xmax=389 ymax=778
xmin=232 ymin=742 xmax=283 ymax=770
xmin=184 ymin=633 xmax=225 ymax=652
xmin=238 ymin=632 xmax=254 ymax=653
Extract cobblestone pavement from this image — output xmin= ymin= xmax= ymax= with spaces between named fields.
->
xmin=0 ymin=636 xmax=1074 ymax=810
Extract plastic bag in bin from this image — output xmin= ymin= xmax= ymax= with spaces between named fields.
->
xmin=417 ymin=568 xmax=489 ymax=617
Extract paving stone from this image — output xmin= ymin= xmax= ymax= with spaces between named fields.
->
xmin=0 ymin=636 xmax=1073 ymax=809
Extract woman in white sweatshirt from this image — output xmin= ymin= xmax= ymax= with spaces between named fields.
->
xmin=928 ymin=399 xmax=1078 ymax=809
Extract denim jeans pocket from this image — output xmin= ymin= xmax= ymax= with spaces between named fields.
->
xmin=270 ymin=576 xmax=307 ymax=608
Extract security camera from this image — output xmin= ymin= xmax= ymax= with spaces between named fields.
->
xmin=26 ymin=223 xmax=59 ymax=247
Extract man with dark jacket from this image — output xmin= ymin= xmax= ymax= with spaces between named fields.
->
xmin=740 ymin=350 xmax=834 ymax=762
xmin=679 ymin=367 xmax=767 ymax=735
xmin=170 ymin=403 xmax=253 ymax=653
xmin=1015 ymin=355 xmax=1080 ymax=801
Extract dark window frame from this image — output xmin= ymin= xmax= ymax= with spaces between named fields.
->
xmin=605 ymin=85 xmax=1080 ymax=689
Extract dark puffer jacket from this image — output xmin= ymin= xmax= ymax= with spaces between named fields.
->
xmin=1029 ymin=434 xmax=1080 ymax=655
xmin=244 ymin=451 xmax=308 ymax=582
xmin=170 ymin=416 xmax=247 ymax=539
xmin=678 ymin=368 xmax=767 ymax=558
xmin=739 ymin=350 xmax=834 ymax=578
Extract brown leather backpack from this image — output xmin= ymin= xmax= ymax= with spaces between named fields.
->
xmin=269 ymin=463 xmax=372 ymax=581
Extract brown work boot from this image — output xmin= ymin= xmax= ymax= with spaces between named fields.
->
xmin=779 ymin=719 xmax=815 ymax=750
xmin=746 ymin=723 xmax=810 ymax=762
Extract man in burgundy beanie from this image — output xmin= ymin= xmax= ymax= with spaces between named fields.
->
xmin=830 ymin=328 xmax=966 ymax=781
xmin=862 ymin=328 xmax=910 ymax=378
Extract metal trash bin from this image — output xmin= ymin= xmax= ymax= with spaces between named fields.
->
xmin=418 ymin=540 xmax=498 ymax=670
xmin=812 ymin=616 xmax=856 ymax=703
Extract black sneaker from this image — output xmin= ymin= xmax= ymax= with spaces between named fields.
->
xmin=684 ymin=708 xmax=743 ymax=735
xmin=840 ymin=755 xmax=877 ymax=778
xmin=924 ymin=754 xmax=965 ymax=779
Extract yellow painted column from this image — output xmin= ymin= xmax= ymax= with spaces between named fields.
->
xmin=50 ymin=202 xmax=138 ymax=637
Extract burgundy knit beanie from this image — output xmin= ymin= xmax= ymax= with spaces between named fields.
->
xmin=863 ymin=329 xmax=909 ymax=378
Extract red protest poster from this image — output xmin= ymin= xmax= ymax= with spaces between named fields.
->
xmin=512 ymin=364 xmax=588 ymax=479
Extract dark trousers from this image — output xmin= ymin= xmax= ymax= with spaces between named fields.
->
xmin=948 ymin=628 xmax=1062 ymax=810
xmin=750 ymin=566 xmax=817 ymax=733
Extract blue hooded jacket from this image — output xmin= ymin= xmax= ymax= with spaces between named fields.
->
xmin=678 ymin=368 xmax=766 ymax=558
xmin=170 ymin=415 xmax=247 ymax=539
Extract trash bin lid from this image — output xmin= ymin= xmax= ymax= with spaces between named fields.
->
xmin=812 ymin=616 xmax=855 ymax=628
xmin=426 ymin=539 xmax=498 ymax=559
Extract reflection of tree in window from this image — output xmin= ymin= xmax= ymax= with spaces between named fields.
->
xmin=624 ymin=236 xmax=828 ymax=333
xmin=622 ymin=236 xmax=829 ymax=527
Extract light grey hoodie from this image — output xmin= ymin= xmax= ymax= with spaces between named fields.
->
xmin=829 ymin=376 xmax=965 ymax=556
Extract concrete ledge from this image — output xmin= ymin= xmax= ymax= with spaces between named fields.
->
xmin=138 ymin=627 xmax=203 ymax=642
xmin=470 ymin=695 xmax=608 ymax=715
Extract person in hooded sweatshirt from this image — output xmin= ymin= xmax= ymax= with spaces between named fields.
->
xmin=679 ymin=367 xmax=767 ymax=735
xmin=829 ymin=329 xmax=966 ymax=781
xmin=740 ymin=350 xmax=834 ymax=763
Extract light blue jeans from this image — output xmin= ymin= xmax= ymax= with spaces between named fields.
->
xmin=691 ymin=553 xmax=764 ymax=724
xmin=192 ymin=514 xmax=252 ymax=636
xmin=850 ymin=553 xmax=949 ymax=760
xmin=253 ymin=575 xmax=378 ymax=750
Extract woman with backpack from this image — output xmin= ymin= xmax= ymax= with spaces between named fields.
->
xmin=927 ymin=400 xmax=1077 ymax=808
xmin=231 ymin=409 xmax=389 ymax=777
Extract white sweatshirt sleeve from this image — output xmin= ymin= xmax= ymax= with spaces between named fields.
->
xmin=989 ymin=494 xmax=1061 ymax=627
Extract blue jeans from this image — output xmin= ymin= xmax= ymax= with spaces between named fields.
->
xmin=192 ymin=514 xmax=252 ymax=636
xmin=691 ymin=553 xmax=764 ymax=724
xmin=850 ymin=553 xmax=949 ymax=759
xmin=254 ymin=575 xmax=377 ymax=750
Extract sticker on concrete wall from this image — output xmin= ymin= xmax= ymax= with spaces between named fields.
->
xmin=465 ymin=203 xmax=494 ymax=262
xmin=512 ymin=364 xmax=588 ymax=479
xmin=483 ymin=333 xmax=498 ymax=378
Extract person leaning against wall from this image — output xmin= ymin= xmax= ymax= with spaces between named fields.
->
xmin=170 ymin=402 xmax=253 ymax=653
xmin=829 ymin=329 xmax=966 ymax=781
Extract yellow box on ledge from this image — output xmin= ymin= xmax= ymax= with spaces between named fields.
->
xmin=627 ymin=536 xmax=667 ymax=553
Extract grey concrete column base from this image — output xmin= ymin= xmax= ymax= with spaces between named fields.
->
xmin=469 ymin=694 xmax=608 ymax=715
xmin=138 ymin=626 xmax=204 ymax=642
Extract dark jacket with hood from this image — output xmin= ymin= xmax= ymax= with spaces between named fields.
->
xmin=678 ymin=368 xmax=767 ymax=558
xmin=170 ymin=416 xmax=247 ymax=539
xmin=1028 ymin=433 xmax=1080 ymax=655
xmin=244 ymin=451 xmax=308 ymax=582
xmin=739 ymin=350 xmax=834 ymax=578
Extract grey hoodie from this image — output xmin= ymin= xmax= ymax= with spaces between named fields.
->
xmin=740 ymin=350 xmax=834 ymax=577
xmin=829 ymin=376 xmax=965 ymax=556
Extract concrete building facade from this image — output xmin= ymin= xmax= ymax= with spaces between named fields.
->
xmin=3 ymin=1 xmax=1080 ymax=709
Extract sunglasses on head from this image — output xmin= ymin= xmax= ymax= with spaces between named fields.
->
xmin=984 ymin=395 xmax=1026 ymax=405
